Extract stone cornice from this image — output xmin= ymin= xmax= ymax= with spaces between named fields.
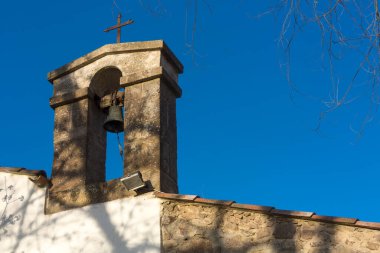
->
xmin=47 ymin=40 xmax=183 ymax=83
xmin=50 ymin=67 xmax=182 ymax=108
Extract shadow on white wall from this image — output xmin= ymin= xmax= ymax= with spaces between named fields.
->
xmin=1 ymin=173 xmax=160 ymax=253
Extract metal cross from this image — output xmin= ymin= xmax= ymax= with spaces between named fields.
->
xmin=104 ymin=13 xmax=134 ymax=43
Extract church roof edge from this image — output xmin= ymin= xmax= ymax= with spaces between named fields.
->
xmin=0 ymin=167 xmax=49 ymax=188
xmin=154 ymin=191 xmax=380 ymax=231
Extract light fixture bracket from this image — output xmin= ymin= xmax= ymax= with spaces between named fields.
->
xmin=120 ymin=171 xmax=146 ymax=191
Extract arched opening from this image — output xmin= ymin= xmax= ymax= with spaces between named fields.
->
xmin=89 ymin=67 xmax=124 ymax=182
xmin=90 ymin=67 xmax=122 ymax=97
xmin=104 ymin=87 xmax=125 ymax=181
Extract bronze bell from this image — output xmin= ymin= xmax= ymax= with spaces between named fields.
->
xmin=103 ymin=105 xmax=124 ymax=133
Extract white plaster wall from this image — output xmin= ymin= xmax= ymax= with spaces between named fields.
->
xmin=0 ymin=173 xmax=161 ymax=253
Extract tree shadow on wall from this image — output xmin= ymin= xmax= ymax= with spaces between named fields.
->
xmin=6 ymin=185 xmax=160 ymax=253
xmin=0 ymin=177 xmax=25 ymax=241
xmin=46 ymin=68 xmax=162 ymax=252
xmin=160 ymin=200 xmax=344 ymax=253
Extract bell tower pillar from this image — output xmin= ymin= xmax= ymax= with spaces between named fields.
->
xmin=46 ymin=41 xmax=183 ymax=214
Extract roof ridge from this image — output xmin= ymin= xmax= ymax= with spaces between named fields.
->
xmin=154 ymin=191 xmax=380 ymax=231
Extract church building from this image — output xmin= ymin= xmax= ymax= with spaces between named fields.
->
xmin=1 ymin=38 xmax=380 ymax=252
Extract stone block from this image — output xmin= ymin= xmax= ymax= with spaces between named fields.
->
xmin=176 ymin=238 xmax=214 ymax=253
xmin=124 ymin=135 xmax=160 ymax=172
xmin=273 ymin=222 xmax=297 ymax=239
xmin=124 ymin=78 xmax=161 ymax=99
xmin=51 ymin=137 xmax=87 ymax=191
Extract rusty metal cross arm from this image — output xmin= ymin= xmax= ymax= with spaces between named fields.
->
xmin=104 ymin=14 xmax=134 ymax=43
xmin=104 ymin=19 xmax=134 ymax=32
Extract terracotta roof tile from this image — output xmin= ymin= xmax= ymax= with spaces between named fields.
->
xmin=355 ymin=221 xmax=380 ymax=230
xmin=154 ymin=192 xmax=198 ymax=201
xmin=231 ymin=203 xmax=274 ymax=213
xmin=271 ymin=209 xmax=314 ymax=218
xmin=194 ymin=197 xmax=235 ymax=206
xmin=311 ymin=215 xmax=358 ymax=224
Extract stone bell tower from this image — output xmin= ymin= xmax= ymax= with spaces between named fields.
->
xmin=46 ymin=41 xmax=183 ymax=214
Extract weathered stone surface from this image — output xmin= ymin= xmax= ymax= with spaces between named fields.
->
xmin=160 ymin=200 xmax=380 ymax=253
xmin=367 ymin=241 xmax=380 ymax=250
xmin=45 ymin=180 xmax=137 ymax=214
xmin=123 ymin=77 xmax=179 ymax=193
xmin=273 ymin=222 xmax=297 ymax=239
xmin=51 ymin=99 xmax=89 ymax=192
xmin=47 ymin=41 xmax=182 ymax=213
xmin=48 ymin=41 xmax=183 ymax=83
xmin=300 ymin=226 xmax=317 ymax=240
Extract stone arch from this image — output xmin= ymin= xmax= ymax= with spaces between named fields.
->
xmin=46 ymin=42 xmax=183 ymax=213
xmin=86 ymin=66 xmax=123 ymax=183
xmin=89 ymin=66 xmax=122 ymax=97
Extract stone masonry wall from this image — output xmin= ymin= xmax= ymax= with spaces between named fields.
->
xmin=161 ymin=200 xmax=380 ymax=253
xmin=47 ymin=41 xmax=183 ymax=213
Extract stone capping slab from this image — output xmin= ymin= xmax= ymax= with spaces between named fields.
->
xmin=0 ymin=167 xmax=49 ymax=188
xmin=311 ymin=215 xmax=358 ymax=225
xmin=154 ymin=192 xmax=380 ymax=231
xmin=355 ymin=221 xmax=380 ymax=230
xmin=47 ymin=40 xmax=183 ymax=83
xmin=193 ymin=197 xmax=235 ymax=206
xmin=271 ymin=209 xmax=315 ymax=219
xmin=161 ymin=42 xmax=184 ymax=74
xmin=154 ymin=192 xmax=198 ymax=201
xmin=231 ymin=203 xmax=274 ymax=213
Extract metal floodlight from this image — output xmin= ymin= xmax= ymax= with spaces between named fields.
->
xmin=120 ymin=171 xmax=146 ymax=191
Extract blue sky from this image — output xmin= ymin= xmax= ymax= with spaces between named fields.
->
xmin=1 ymin=1 xmax=379 ymax=222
